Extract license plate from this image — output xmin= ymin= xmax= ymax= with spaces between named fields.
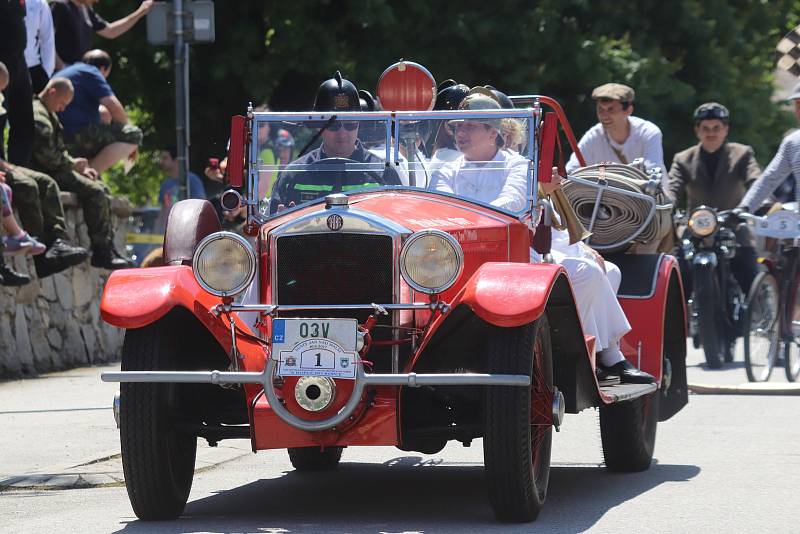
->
xmin=754 ymin=211 xmax=800 ymax=239
xmin=271 ymin=318 xmax=358 ymax=379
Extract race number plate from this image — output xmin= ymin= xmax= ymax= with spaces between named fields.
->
xmin=271 ymin=318 xmax=358 ymax=379
xmin=753 ymin=211 xmax=800 ymax=239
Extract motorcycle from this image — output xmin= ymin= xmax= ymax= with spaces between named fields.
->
xmin=680 ymin=206 xmax=746 ymax=368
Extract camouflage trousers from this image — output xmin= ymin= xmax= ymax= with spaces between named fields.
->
xmin=66 ymin=122 xmax=144 ymax=159
xmin=5 ymin=165 xmax=69 ymax=246
xmin=53 ymin=170 xmax=113 ymax=249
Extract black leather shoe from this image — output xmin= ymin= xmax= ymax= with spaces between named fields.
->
xmin=600 ymin=360 xmax=655 ymax=384
xmin=45 ymin=238 xmax=89 ymax=266
xmin=596 ymin=366 xmax=621 ymax=386
xmin=0 ymin=263 xmax=31 ymax=286
xmin=91 ymin=247 xmax=131 ymax=270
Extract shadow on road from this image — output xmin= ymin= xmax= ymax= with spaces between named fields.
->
xmin=114 ymin=456 xmax=700 ymax=533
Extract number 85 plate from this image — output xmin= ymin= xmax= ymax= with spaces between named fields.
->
xmin=271 ymin=318 xmax=358 ymax=379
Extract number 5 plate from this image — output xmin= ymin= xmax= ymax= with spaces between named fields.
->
xmin=271 ymin=318 xmax=358 ymax=379
xmin=754 ymin=211 xmax=800 ymax=239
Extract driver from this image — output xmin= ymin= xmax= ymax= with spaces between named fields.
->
xmin=431 ymin=88 xmax=654 ymax=384
xmin=269 ymin=72 xmax=402 ymax=213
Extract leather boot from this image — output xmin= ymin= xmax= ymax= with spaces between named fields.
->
xmin=0 ymin=258 xmax=31 ymax=286
xmin=91 ymin=245 xmax=132 ymax=270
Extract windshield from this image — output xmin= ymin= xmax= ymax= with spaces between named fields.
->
xmin=249 ymin=110 xmax=537 ymax=217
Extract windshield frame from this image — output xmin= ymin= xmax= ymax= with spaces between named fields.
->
xmin=248 ymin=109 xmax=540 ymax=221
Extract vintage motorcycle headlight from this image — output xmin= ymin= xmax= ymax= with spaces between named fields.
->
xmin=192 ymin=232 xmax=256 ymax=297
xmin=400 ymin=230 xmax=464 ymax=294
xmin=688 ymin=208 xmax=718 ymax=238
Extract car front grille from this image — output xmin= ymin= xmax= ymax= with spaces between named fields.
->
xmin=275 ymin=233 xmax=395 ymax=369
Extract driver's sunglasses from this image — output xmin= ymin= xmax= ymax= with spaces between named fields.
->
xmin=327 ymin=121 xmax=359 ymax=132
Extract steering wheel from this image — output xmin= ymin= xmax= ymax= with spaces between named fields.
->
xmin=275 ymin=157 xmax=396 ymax=212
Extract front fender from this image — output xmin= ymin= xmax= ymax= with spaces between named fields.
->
xmin=101 ymin=265 xmax=222 ymax=329
xmin=453 ymin=262 xmax=567 ymax=327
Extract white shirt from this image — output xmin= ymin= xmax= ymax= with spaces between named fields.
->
xmin=24 ymin=0 xmax=56 ymax=75
xmin=741 ymin=129 xmax=800 ymax=211
xmin=566 ymin=116 xmax=668 ymax=188
xmin=431 ymin=148 xmax=529 ymax=211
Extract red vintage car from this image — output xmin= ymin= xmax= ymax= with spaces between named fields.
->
xmin=101 ymin=66 xmax=687 ymax=523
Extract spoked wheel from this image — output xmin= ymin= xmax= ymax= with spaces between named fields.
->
xmin=784 ymin=282 xmax=800 ymax=382
xmin=120 ymin=322 xmax=197 ymax=520
xmin=484 ymin=315 xmax=553 ymax=523
xmin=744 ymin=272 xmax=779 ymax=382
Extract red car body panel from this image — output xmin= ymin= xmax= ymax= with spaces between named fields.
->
xmin=618 ymin=255 xmax=685 ymax=382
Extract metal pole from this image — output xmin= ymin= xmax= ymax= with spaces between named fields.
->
xmin=173 ymin=0 xmax=188 ymax=199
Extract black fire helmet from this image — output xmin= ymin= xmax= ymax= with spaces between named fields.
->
xmin=313 ymin=71 xmax=361 ymax=112
xmin=434 ymin=80 xmax=470 ymax=111
xmin=485 ymin=85 xmax=514 ymax=109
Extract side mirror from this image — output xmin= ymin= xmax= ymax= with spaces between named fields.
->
xmin=226 ymin=115 xmax=246 ymax=188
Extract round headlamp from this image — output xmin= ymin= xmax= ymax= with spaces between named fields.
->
xmin=192 ymin=232 xmax=256 ymax=297
xmin=688 ymin=208 xmax=718 ymax=238
xmin=400 ymin=230 xmax=464 ymax=294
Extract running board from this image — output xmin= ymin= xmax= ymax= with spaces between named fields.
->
xmin=599 ymin=383 xmax=658 ymax=403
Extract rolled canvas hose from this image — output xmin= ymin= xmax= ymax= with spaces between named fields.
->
xmin=563 ymin=163 xmax=673 ymax=253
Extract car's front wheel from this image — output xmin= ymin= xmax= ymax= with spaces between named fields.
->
xmin=120 ymin=321 xmax=197 ymax=520
xmin=483 ymin=316 xmax=553 ymax=522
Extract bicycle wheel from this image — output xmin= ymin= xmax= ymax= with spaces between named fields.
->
xmin=744 ymin=271 xmax=779 ymax=382
xmin=784 ymin=279 xmax=800 ymax=382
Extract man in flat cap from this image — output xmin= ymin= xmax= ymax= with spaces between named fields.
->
xmin=566 ymin=83 xmax=667 ymax=186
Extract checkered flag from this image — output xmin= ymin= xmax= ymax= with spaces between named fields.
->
xmin=777 ymin=25 xmax=800 ymax=76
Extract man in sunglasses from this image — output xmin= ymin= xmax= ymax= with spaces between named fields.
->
xmin=269 ymin=72 xmax=401 ymax=213
xmin=670 ymin=102 xmax=761 ymax=293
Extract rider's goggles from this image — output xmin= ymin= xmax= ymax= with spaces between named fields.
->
xmin=694 ymin=105 xmax=729 ymax=122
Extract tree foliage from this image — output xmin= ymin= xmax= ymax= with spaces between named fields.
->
xmin=94 ymin=0 xmax=797 ymax=203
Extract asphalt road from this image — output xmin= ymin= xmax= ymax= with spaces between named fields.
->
xmin=1 ymin=341 xmax=799 ymax=534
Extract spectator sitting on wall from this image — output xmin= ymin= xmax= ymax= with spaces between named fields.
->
xmin=54 ymin=49 xmax=143 ymax=173
xmin=0 ymin=177 xmax=46 ymax=256
xmin=31 ymin=76 xmax=133 ymax=270
xmin=51 ymin=0 xmax=154 ymax=70
xmin=0 ymin=180 xmax=31 ymax=286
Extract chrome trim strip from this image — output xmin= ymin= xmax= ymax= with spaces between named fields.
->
xmin=215 ymin=302 xmax=444 ymax=314
xmin=102 ymin=367 xmax=531 ymax=432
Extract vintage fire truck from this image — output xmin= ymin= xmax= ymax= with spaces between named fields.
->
xmin=100 ymin=63 xmax=687 ymax=523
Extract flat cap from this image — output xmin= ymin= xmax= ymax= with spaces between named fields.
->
xmin=592 ymin=83 xmax=635 ymax=103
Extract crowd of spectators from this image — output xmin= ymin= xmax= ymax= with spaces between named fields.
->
xmin=0 ymin=0 xmax=155 ymax=285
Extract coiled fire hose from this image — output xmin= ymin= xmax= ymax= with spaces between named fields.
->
xmin=562 ymin=162 xmax=673 ymax=253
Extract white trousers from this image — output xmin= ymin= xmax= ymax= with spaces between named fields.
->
xmin=559 ymin=257 xmax=631 ymax=352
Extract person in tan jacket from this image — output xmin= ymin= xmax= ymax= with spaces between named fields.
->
xmin=668 ymin=102 xmax=761 ymax=293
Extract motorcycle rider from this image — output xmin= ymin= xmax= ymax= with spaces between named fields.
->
xmin=669 ymin=102 xmax=762 ymax=295
xmin=269 ymin=72 xmax=402 ymax=213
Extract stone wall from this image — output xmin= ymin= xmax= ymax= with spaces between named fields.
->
xmin=0 ymin=193 xmax=133 ymax=378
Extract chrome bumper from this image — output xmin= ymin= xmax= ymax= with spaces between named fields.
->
xmin=102 ymin=362 xmax=530 ymax=432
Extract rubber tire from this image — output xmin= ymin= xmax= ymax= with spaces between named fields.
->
xmin=600 ymin=392 xmax=659 ymax=472
xmin=744 ymin=272 xmax=779 ymax=383
xmin=287 ymin=446 xmax=344 ymax=471
xmin=484 ymin=316 xmax=553 ymax=523
xmin=695 ymin=266 xmax=724 ymax=369
xmin=785 ymin=281 xmax=800 ymax=382
xmin=119 ymin=322 xmax=197 ymax=520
